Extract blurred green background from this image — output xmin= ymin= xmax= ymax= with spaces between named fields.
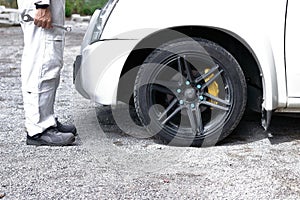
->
xmin=0 ymin=0 xmax=109 ymax=17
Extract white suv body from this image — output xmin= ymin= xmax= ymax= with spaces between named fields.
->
xmin=74 ymin=0 xmax=300 ymax=146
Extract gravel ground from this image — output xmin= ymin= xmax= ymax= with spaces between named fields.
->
xmin=1 ymin=22 xmax=300 ymax=200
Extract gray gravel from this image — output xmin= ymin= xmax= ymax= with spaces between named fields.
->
xmin=1 ymin=22 xmax=300 ymax=199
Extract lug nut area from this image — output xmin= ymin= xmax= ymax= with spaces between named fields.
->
xmin=176 ymin=80 xmax=205 ymax=106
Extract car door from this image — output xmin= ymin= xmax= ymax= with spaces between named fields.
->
xmin=286 ymin=0 xmax=300 ymax=104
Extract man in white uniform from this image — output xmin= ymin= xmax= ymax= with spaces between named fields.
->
xmin=18 ymin=0 xmax=76 ymax=146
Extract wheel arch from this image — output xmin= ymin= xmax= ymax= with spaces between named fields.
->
xmin=119 ymin=26 xmax=263 ymax=112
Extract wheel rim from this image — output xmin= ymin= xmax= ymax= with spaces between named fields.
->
xmin=146 ymin=52 xmax=233 ymax=139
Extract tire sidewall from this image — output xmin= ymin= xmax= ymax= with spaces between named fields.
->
xmin=134 ymin=38 xmax=247 ymax=147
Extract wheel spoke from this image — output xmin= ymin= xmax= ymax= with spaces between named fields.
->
xmin=177 ymin=56 xmax=184 ymax=85
xmin=161 ymin=106 xmax=182 ymax=125
xmin=186 ymin=106 xmax=197 ymax=135
xmin=195 ymin=65 xmax=219 ymax=83
xmin=151 ymin=84 xmax=175 ymax=95
xmin=154 ymin=80 xmax=179 ymax=90
xmin=195 ymin=105 xmax=204 ymax=135
xmin=158 ymin=98 xmax=178 ymax=121
xmin=201 ymin=100 xmax=229 ymax=111
xmin=201 ymin=69 xmax=224 ymax=89
xmin=204 ymin=92 xmax=230 ymax=106
xmin=183 ymin=55 xmax=193 ymax=82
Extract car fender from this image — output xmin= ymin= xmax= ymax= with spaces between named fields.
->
xmin=84 ymin=0 xmax=287 ymax=111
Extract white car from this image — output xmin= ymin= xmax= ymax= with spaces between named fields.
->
xmin=74 ymin=0 xmax=300 ymax=147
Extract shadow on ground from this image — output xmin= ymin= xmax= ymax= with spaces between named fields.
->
xmin=221 ymin=111 xmax=300 ymax=146
xmin=95 ymin=105 xmax=300 ymax=147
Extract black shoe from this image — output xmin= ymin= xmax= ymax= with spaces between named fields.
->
xmin=26 ymin=128 xmax=75 ymax=146
xmin=55 ymin=118 xmax=77 ymax=136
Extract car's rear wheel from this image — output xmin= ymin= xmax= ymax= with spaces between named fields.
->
xmin=134 ymin=37 xmax=247 ymax=147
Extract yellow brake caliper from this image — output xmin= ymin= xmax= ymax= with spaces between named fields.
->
xmin=204 ymin=68 xmax=219 ymax=106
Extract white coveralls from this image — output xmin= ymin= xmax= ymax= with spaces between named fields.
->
xmin=17 ymin=0 xmax=65 ymax=136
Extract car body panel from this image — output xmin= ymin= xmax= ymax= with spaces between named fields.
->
xmin=77 ymin=39 xmax=138 ymax=104
xmin=286 ymin=0 xmax=300 ymax=99
xmin=75 ymin=0 xmax=300 ymax=113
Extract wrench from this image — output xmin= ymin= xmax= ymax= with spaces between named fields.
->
xmin=20 ymin=10 xmax=72 ymax=32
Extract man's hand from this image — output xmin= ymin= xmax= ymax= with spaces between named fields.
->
xmin=34 ymin=7 xmax=52 ymax=29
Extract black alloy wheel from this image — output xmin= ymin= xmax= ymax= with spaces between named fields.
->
xmin=134 ymin=37 xmax=247 ymax=147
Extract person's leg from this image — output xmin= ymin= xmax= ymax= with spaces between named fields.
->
xmin=18 ymin=0 xmax=75 ymax=145
xmin=20 ymin=17 xmax=60 ymax=136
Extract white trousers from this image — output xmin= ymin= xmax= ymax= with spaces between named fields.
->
xmin=18 ymin=0 xmax=66 ymax=136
